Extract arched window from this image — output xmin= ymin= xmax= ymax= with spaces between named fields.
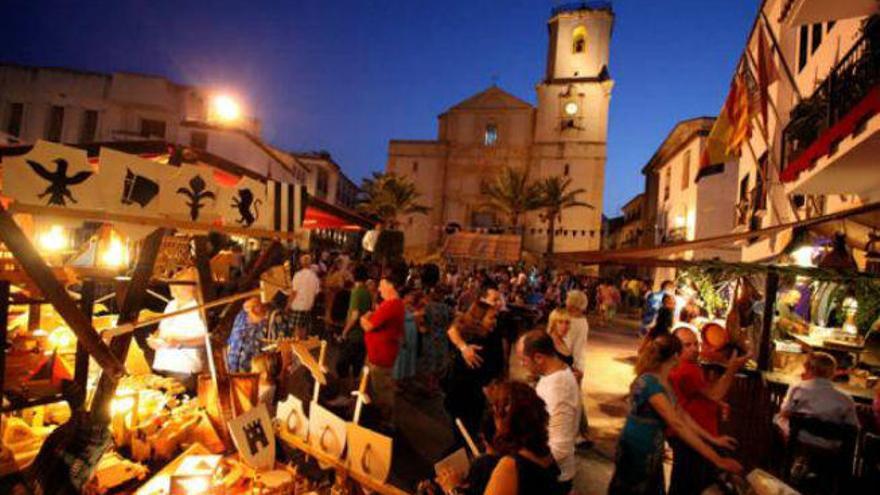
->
xmin=564 ymin=163 xmax=570 ymax=176
xmin=572 ymin=26 xmax=587 ymax=54
xmin=484 ymin=123 xmax=498 ymax=146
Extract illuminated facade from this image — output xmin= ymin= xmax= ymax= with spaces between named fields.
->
xmin=386 ymin=3 xmax=614 ymax=258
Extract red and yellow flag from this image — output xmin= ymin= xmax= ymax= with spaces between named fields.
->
xmin=697 ymin=73 xmax=753 ymax=181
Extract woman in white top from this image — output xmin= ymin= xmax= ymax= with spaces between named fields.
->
xmin=148 ymin=268 xmax=208 ymax=393
xmin=547 ymin=290 xmax=589 ymax=377
xmin=547 ymin=290 xmax=591 ymax=443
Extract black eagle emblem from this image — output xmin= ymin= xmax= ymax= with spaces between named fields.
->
xmin=26 ymin=158 xmax=93 ymax=206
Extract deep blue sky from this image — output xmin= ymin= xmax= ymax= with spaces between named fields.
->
xmin=2 ymin=0 xmax=758 ymax=215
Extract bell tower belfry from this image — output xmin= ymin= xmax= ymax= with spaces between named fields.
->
xmin=528 ymin=3 xmax=614 ymax=254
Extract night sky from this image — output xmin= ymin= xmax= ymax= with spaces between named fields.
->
xmin=2 ymin=0 xmax=758 ymax=215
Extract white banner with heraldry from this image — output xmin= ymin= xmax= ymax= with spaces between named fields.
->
xmin=217 ymin=176 xmax=268 ymax=230
xmin=228 ymin=403 xmax=276 ymax=470
xmin=0 ymin=140 xmax=303 ymax=238
xmin=93 ymin=147 xmax=165 ymax=240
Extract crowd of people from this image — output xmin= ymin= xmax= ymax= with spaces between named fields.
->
xmin=143 ymin=246 xmax=876 ymax=494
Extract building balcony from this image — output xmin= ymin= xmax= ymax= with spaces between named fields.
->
xmin=780 ymin=0 xmax=877 ymax=26
xmin=781 ymin=18 xmax=880 ymax=200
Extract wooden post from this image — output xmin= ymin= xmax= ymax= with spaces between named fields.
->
xmin=0 ymin=203 xmax=123 ymax=377
xmin=194 ymin=236 xmax=236 ymax=446
xmin=74 ymin=279 xmax=96 ymax=407
xmin=193 ymin=236 xmax=216 ymax=302
xmin=90 ymin=228 xmax=167 ymax=422
xmin=758 ymin=269 xmax=779 ymax=371
xmin=352 ymin=365 xmax=370 ymax=424
xmin=312 ymin=340 xmax=327 ymax=404
xmin=212 ymin=241 xmax=284 ymax=343
xmin=0 ymin=280 xmax=10 ymax=403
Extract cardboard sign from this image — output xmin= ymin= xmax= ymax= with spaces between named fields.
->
xmin=434 ymin=447 xmax=470 ymax=477
xmin=308 ymin=402 xmax=347 ymax=460
xmin=228 ymin=403 xmax=275 ymax=470
xmin=347 ymin=423 xmax=392 ymax=484
xmin=276 ymin=394 xmax=308 ymax=440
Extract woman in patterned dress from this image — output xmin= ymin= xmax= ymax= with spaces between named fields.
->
xmin=609 ymin=335 xmax=742 ymax=495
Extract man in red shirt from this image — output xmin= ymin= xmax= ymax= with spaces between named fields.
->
xmin=360 ymin=273 xmax=405 ymax=430
xmin=668 ymin=326 xmax=749 ymax=494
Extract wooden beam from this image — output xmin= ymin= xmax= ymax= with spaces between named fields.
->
xmin=213 ymin=241 xmax=283 ymax=344
xmin=74 ymin=279 xmax=96 ymax=408
xmin=90 ymin=228 xmax=167 ymax=423
xmin=0 ymin=203 xmax=123 ymax=377
xmin=9 ymin=202 xmax=304 ymax=242
xmin=758 ymin=270 xmax=779 ymax=371
xmin=193 ymin=237 xmax=216 ymax=302
xmin=193 ymin=236 xmax=236 ymax=447
xmin=556 ymin=201 xmax=880 ymax=263
xmin=0 ymin=281 xmax=9 ymax=405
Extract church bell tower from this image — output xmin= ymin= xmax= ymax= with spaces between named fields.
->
xmin=529 ymin=3 xmax=614 ymax=253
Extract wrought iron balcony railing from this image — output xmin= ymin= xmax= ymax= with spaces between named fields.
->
xmin=781 ymin=17 xmax=880 ymax=175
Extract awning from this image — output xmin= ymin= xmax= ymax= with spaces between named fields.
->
xmin=303 ymin=207 xmax=362 ymax=231
xmin=555 ymin=202 xmax=880 ymax=264
xmin=443 ymin=232 xmax=521 ymax=263
xmin=302 ymin=196 xmax=373 ymax=231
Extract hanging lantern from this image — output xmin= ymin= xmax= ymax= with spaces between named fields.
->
xmin=97 ymin=225 xmax=130 ymax=269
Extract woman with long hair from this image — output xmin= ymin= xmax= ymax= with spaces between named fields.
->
xmin=445 ymin=291 xmax=504 ymax=443
xmin=483 ymin=381 xmax=565 ymax=495
xmin=609 ymin=335 xmax=742 ymax=494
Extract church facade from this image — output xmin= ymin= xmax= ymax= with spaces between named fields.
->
xmin=386 ymin=3 xmax=614 ymax=258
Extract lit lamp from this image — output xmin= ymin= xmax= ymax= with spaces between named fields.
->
xmin=36 ymin=224 xmax=72 ymax=265
xmin=842 ymin=296 xmax=859 ymax=337
xmin=98 ymin=225 xmax=130 ymax=269
xmin=38 ymin=224 xmax=70 ymax=252
xmin=209 ymin=94 xmax=241 ymax=124
xmin=46 ymin=326 xmax=76 ymax=352
xmin=790 ymin=246 xmax=817 ymax=268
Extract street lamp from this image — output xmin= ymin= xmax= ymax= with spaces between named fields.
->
xmin=210 ymin=94 xmax=241 ymax=123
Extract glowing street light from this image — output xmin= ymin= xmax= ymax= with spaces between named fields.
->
xmin=210 ymin=94 xmax=241 ymax=123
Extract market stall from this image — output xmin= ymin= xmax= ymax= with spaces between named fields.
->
xmin=0 ymin=141 xmax=409 ymax=494
xmin=555 ymin=202 xmax=880 ymax=486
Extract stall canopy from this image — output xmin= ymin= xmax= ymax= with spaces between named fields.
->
xmin=443 ymin=232 xmax=522 ymax=263
xmin=302 ymin=195 xmax=373 ymax=231
xmin=554 ymin=201 xmax=880 ymax=265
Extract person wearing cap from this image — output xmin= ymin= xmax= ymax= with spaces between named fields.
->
xmin=148 ymin=268 xmax=207 ymax=393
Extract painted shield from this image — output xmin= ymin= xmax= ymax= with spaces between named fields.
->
xmin=228 ymin=403 xmax=275 ymax=470
xmin=276 ymin=394 xmax=308 ymax=441
xmin=308 ymin=402 xmax=347 ymax=460
xmin=347 ymin=423 xmax=393 ymax=483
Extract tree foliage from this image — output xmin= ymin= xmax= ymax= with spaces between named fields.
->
xmin=479 ymin=166 xmax=543 ymax=228
xmin=536 ymin=176 xmax=592 ymax=255
xmin=357 ymin=171 xmax=429 ymax=229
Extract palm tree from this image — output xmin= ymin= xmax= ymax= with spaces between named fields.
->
xmin=357 ymin=171 xmax=430 ymax=229
xmin=537 ymin=176 xmax=593 ymax=256
xmin=479 ymin=166 xmax=543 ymax=232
